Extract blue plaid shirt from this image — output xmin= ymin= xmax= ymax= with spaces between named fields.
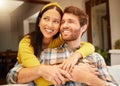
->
xmin=7 ymin=44 xmax=117 ymax=86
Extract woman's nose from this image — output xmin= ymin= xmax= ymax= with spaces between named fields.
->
xmin=47 ymin=21 xmax=53 ymax=27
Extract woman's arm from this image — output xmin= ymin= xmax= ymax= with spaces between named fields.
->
xmin=17 ymin=35 xmax=40 ymax=67
xmin=76 ymin=42 xmax=95 ymax=58
xmin=59 ymin=42 xmax=95 ymax=72
xmin=17 ymin=66 xmax=41 ymax=83
xmin=7 ymin=63 xmax=72 ymax=86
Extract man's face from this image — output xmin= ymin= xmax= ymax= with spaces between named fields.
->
xmin=60 ymin=13 xmax=81 ymax=41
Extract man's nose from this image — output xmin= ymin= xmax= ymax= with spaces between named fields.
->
xmin=62 ymin=22 xmax=68 ymax=28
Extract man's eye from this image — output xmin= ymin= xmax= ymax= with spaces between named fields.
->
xmin=69 ymin=20 xmax=74 ymax=23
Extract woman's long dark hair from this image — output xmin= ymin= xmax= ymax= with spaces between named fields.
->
xmin=28 ymin=5 xmax=63 ymax=57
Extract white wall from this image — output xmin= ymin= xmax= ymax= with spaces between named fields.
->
xmin=109 ymin=0 xmax=120 ymax=49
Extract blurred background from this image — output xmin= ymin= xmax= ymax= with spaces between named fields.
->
xmin=0 ymin=0 xmax=120 ymax=84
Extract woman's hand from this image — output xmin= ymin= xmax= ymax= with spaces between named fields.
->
xmin=59 ymin=52 xmax=81 ymax=72
xmin=39 ymin=65 xmax=72 ymax=86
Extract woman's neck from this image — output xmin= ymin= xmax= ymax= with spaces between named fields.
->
xmin=42 ymin=37 xmax=52 ymax=49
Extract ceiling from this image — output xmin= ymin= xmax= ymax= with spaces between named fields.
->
xmin=0 ymin=0 xmax=50 ymax=14
xmin=0 ymin=0 xmax=24 ymax=14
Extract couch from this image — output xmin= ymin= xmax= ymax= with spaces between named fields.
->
xmin=107 ymin=65 xmax=120 ymax=86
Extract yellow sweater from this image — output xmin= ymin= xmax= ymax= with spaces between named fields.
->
xmin=17 ymin=35 xmax=95 ymax=86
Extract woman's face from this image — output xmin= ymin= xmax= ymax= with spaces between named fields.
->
xmin=39 ymin=8 xmax=61 ymax=39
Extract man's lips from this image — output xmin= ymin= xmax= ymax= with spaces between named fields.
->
xmin=62 ymin=30 xmax=71 ymax=35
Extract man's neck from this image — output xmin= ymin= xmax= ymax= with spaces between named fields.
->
xmin=65 ymin=38 xmax=81 ymax=51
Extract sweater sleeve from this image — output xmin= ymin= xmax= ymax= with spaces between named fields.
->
xmin=48 ymin=34 xmax=95 ymax=58
xmin=17 ymin=36 xmax=40 ymax=67
xmin=48 ymin=34 xmax=64 ymax=48
xmin=76 ymin=42 xmax=95 ymax=58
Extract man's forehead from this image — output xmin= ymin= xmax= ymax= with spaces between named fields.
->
xmin=62 ymin=13 xmax=78 ymax=21
xmin=63 ymin=13 xmax=73 ymax=17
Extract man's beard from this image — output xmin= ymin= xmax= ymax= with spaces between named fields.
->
xmin=62 ymin=33 xmax=80 ymax=41
xmin=61 ymin=28 xmax=81 ymax=41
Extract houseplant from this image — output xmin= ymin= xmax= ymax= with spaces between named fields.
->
xmin=115 ymin=39 xmax=120 ymax=49
xmin=95 ymin=46 xmax=110 ymax=65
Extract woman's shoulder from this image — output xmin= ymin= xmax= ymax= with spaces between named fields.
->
xmin=20 ymin=35 xmax=31 ymax=44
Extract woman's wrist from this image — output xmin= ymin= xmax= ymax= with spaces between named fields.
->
xmin=74 ymin=51 xmax=82 ymax=59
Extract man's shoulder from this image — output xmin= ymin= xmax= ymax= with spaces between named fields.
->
xmin=86 ymin=52 xmax=104 ymax=60
xmin=88 ymin=52 xmax=102 ymax=57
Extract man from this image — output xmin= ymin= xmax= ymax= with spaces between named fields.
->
xmin=7 ymin=6 xmax=117 ymax=86
xmin=59 ymin=6 xmax=117 ymax=86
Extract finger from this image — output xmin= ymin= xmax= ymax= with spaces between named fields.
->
xmin=59 ymin=69 xmax=72 ymax=80
xmin=90 ymin=64 xmax=96 ymax=68
xmin=58 ymin=64 xmax=62 ymax=68
xmin=69 ymin=64 xmax=74 ymax=73
xmin=60 ymin=63 xmax=66 ymax=69
xmin=66 ymin=64 xmax=71 ymax=72
xmin=57 ymin=73 xmax=66 ymax=85
xmin=49 ymin=77 xmax=57 ymax=86
xmin=62 ymin=63 xmax=68 ymax=70
xmin=54 ymin=75 xmax=62 ymax=86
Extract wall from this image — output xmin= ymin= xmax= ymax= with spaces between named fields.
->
xmin=109 ymin=0 xmax=120 ymax=49
xmin=0 ymin=14 xmax=12 ymax=51
xmin=9 ymin=3 xmax=44 ymax=51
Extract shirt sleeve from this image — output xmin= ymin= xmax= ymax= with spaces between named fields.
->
xmin=76 ymin=42 xmax=95 ymax=58
xmin=94 ymin=53 xmax=118 ymax=86
xmin=17 ymin=35 xmax=40 ymax=67
xmin=6 ymin=63 xmax=23 ymax=84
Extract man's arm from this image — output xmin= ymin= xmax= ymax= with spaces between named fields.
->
xmin=71 ymin=63 xmax=108 ymax=86
xmin=6 ymin=63 xmax=41 ymax=84
xmin=71 ymin=53 xmax=117 ymax=86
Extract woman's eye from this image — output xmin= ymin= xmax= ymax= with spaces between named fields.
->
xmin=53 ymin=20 xmax=60 ymax=24
xmin=43 ymin=17 xmax=49 ymax=21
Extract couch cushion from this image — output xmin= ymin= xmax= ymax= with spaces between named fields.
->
xmin=108 ymin=65 xmax=120 ymax=86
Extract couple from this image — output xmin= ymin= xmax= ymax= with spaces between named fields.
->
xmin=7 ymin=2 xmax=117 ymax=86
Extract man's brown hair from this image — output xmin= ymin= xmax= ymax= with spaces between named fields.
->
xmin=64 ymin=6 xmax=89 ymax=27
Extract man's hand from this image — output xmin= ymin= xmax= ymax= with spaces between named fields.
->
xmin=70 ymin=63 xmax=99 ymax=84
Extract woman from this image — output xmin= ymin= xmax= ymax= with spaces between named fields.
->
xmin=7 ymin=2 xmax=95 ymax=86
